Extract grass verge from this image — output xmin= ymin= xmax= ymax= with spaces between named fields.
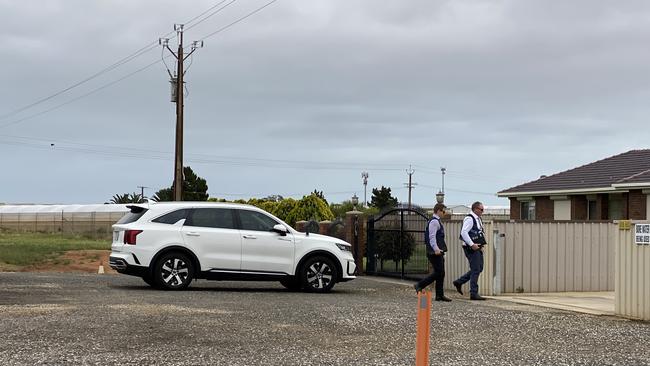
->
xmin=0 ymin=230 xmax=109 ymax=268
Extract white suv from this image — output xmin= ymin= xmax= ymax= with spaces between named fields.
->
xmin=109 ymin=202 xmax=356 ymax=292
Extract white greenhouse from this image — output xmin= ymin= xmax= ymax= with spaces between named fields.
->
xmin=0 ymin=204 xmax=130 ymax=237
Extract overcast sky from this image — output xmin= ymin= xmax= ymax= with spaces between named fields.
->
xmin=1 ymin=0 xmax=650 ymax=207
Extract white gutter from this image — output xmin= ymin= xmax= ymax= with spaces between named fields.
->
xmin=611 ymin=182 xmax=650 ymax=188
xmin=497 ymin=186 xmax=619 ymax=197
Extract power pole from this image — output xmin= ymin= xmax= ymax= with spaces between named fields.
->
xmin=160 ymin=25 xmax=203 ymax=201
xmin=405 ymin=165 xmax=417 ymax=210
xmin=361 ymin=172 xmax=369 ymax=207
xmin=137 ymin=186 xmax=150 ymax=200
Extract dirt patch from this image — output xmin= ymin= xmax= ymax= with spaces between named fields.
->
xmin=21 ymin=250 xmax=117 ymax=274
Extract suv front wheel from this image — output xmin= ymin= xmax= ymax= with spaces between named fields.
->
xmin=300 ymin=256 xmax=338 ymax=293
xmin=154 ymin=252 xmax=194 ymax=291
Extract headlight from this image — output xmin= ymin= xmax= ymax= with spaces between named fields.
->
xmin=336 ymin=243 xmax=352 ymax=252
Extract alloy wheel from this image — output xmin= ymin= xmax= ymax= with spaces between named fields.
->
xmin=161 ymin=257 xmax=190 ymax=287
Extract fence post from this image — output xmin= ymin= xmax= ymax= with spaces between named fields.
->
xmin=400 ymin=210 xmax=405 ymax=279
xmin=345 ymin=210 xmax=364 ymax=274
xmin=493 ymin=229 xmax=504 ymax=295
xmin=318 ymin=220 xmax=331 ymax=235
xmin=366 ymin=217 xmax=375 ymax=273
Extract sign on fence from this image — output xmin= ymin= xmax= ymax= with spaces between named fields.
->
xmin=634 ymin=224 xmax=650 ymax=245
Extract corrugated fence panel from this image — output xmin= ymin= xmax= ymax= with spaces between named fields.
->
xmin=441 ymin=221 xmax=494 ymax=296
xmin=615 ymin=221 xmax=650 ymax=320
xmin=494 ymin=222 xmax=616 ymax=294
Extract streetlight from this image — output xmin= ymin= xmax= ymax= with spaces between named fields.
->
xmin=351 ymin=194 xmax=359 ymax=211
xmin=436 ymin=190 xmax=445 ymax=204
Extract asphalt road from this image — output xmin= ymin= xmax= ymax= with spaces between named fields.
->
xmin=0 ymin=273 xmax=649 ymax=366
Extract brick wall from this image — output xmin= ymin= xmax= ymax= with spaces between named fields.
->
xmin=628 ymin=190 xmax=647 ymax=220
xmin=509 ymin=198 xmax=520 ymax=220
xmin=571 ymin=195 xmax=588 ymax=220
xmin=535 ymin=196 xmax=554 ymax=220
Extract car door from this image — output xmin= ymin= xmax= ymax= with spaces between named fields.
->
xmin=237 ymin=209 xmax=295 ymax=275
xmin=181 ymin=208 xmax=241 ymax=271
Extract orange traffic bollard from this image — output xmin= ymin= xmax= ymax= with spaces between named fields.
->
xmin=415 ymin=290 xmax=432 ymax=366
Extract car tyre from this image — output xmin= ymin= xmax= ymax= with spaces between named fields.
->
xmin=153 ymin=252 xmax=194 ymax=291
xmin=300 ymin=256 xmax=337 ymax=293
xmin=279 ymin=277 xmax=302 ymax=291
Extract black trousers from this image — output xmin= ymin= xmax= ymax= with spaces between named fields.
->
xmin=416 ymin=254 xmax=445 ymax=296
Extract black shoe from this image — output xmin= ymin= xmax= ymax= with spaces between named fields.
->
xmin=470 ymin=295 xmax=486 ymax=301
xmin=452 ymin=281 xmax=463 ymax=295
xmin=413 ymin=284 xmax=422 ymax=293
xmin=435 ymin=295 xmax=452 ymax=302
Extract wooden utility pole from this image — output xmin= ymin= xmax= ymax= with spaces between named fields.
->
xmin=174 ymin=28 xmax=185 ymax=202
xmin=405 ymin=165 xmax=417 ymax=210
xmin=160 ymin=25 xmax=203 ymax=201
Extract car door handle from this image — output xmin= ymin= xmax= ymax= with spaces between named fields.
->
xmin=278 ymin=238 xmax=292 ymax=242
xmin=186 ymin=232 xmax=200 ymax=237
xmin=243 ymin=235 xmax=257 ymax=239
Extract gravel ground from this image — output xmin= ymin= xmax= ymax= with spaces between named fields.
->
xmin=0 ymin=273 xmax=648 ymax=366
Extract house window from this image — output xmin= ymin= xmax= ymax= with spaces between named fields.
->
xmin=608 ymin=194 xmax=625 ymax=220
xmin=587 ymin=200 xmax=597 ymax=220
xmin=521 ymin=201 xmax=536 ymax=220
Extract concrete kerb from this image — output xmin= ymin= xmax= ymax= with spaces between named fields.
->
xmin=361 ymin=276 xmax=618 ymax=318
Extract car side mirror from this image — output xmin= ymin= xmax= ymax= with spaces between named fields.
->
xmin=272 ymin=224 xmax=288 ymax=236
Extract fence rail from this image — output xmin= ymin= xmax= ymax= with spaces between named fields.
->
xmin=0 ymin=212 xmax=124 ymax=238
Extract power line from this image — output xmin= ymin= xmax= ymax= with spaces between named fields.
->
xmin=184 ymin=0 xmax=239 ymax=31
xmin=0 ymin=138 xmax=408 ymax=171
xmin=0 ymin=133 xmax=408 ymax=169
xmin=0 ymin=58 xmax=166 ymax=129
xmin=0 ymin=0 xmax=243 ymax=121
xmin=198 ymin=0 xmax=279 ymax=41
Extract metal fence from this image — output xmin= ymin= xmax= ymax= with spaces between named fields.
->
xmin=0 ymin=212 xmax=124 ymax=238
xmin=493 ymin=221 xmax=616 ymax=293
xmin=615 ymin=220 xmax=650 ymax=320
xmin=365 ymin=209 xmax=431 ymax=279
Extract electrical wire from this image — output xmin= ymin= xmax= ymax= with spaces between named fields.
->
xmin=0 ymin=44 xmax=160 ymax=120
xmin=0 ymin=0 xmax=243 ymax=121
xmin=198 ymin=0 xmax=279 ymax=41
xmin=0 ymin=57 xmax=169 ymax=129
xmin=184 ymin=0 xmax=239 ymax=32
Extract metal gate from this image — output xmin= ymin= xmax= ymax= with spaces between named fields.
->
xmin=366 ymin=208 xmax=430 ymax=279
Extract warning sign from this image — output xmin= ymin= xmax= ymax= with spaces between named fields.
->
xmin=634 ymin=224 xmax=650 ymax=245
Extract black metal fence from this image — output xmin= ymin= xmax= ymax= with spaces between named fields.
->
xmin=365 ymin=208 xmax=431 ymax=280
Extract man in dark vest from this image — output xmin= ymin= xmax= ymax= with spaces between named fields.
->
xmin=453 ymin=201 xmax=487 ymax=300
xmin=414 ymin=203 xmax=451 ymax=301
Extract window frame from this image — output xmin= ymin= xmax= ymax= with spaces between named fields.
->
xmin=235 ymin=209 xmax=281 ymax=232
xmin=184 ymin=208 xmax=237 ymax=230
xmin=151 ymin=209 xmax=189 ymax=225
xmin=520 ymin=201 xmax=536 ymax=221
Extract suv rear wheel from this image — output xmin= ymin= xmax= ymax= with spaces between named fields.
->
xmin=154 ymin=252 xmax=194 ymax=291
xmin=300 ymin=256 xmax=337 ymax=293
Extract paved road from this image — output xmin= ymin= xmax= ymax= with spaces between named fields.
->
xmin=0 ymin=273 xmax=649 ymax=366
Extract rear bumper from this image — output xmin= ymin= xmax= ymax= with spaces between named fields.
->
xmin=109 ymin=256 xmax=149 ymax=277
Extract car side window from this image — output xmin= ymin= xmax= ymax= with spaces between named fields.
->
xmin=186 ymin=208 xmax=236 ymax=229
xmin=152 ymin=209 xmax=188 ymax=225
xmin=238 ymin=210 xmax=279 ymax=232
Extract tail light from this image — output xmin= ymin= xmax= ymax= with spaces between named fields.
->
xmin=124 ymin=230 xmax=143 ymax=245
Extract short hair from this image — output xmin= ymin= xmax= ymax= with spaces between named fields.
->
xmin=433 ymin=203 xmax=446 ymax=213
xmin=471 ymin=201 xmax=483 ymax=211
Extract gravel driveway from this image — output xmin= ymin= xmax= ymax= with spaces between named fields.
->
xmin=0 ymin=273 xmax=648 ymax=365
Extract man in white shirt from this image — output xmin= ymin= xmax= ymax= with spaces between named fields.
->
xmin=453 ymin=201 xmax=487 ymax=300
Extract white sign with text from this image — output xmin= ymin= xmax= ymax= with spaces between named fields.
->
xmin=635 ymin=224 xmax=650 ymax=245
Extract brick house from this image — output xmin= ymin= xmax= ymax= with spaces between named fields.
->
xmin=498 ymin=150 xmax=650 ymax=221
